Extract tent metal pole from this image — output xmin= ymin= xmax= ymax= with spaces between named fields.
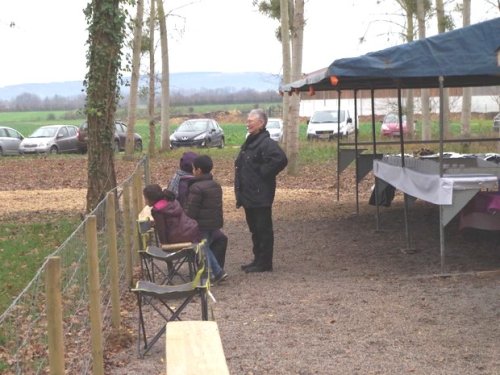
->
xmin=354 ymin=89 xmax=359 ymax=214
xmin=336 ymin=91 xmax=341 ymax=201
xmin=438 ymin=76 xmax=446 ymax=273
xmin=371 ymin=89 xmax=380 ymax=230
xmin=399 ymin=87 xmax=412 ymax=251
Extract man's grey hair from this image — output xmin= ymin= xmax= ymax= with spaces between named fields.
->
xmin=249 ymin=108 xmax=268 ymax=127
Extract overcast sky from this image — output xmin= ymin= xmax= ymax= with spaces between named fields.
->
xmin=0 ymin=0 xmax=497 ymax=87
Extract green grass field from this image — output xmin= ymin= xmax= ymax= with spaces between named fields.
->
xmin=1 ymin=109 xmax=496 ymax=143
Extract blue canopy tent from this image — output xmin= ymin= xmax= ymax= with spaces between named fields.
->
xmin=281 ymin=18 xmax=500 ymax=273
xmin=282 ymin=17 xmax=500 ymax=92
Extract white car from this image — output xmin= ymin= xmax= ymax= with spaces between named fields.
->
xmin=493 ymin=112 xmax=500 ymax=130
xmin=267 ymin=118 xmax=283 ymax=142
xmin=0 ymin=126 xmax=24 ymax=156
xmin=306 ymin=109 xmax=355 ymax=140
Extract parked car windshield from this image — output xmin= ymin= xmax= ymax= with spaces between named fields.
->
xmin=267 ymin=121 xmax=281 ymax=129
xmin=177 ymin=120 xmax=209 ymax=132
xmin=384 ymin=114 xmax=406 ymax=123
xmin=311 ymin=110 xmax=345 ymax=123
xmin=30 ymin=127 xmax=58 ymax=138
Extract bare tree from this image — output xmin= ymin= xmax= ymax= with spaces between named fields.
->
xmin=394 ymin=0 xmax=417 ymax=137
xmin=484 ymin=0 xmax=500 ymax=11
xmin=125 ymin=0 xmax=144 ymax=160
xmin=254 ymin=0 xmax=305 ymax=174
xmin=460 ymin=0 xmax=471 ymax=136
xmin=157 ymin=0 xmax=171 ymax=152
xmin=148 ymin=0 xmax=157 ymax=157
xmin=416 ymin=0 xmax=431 ymax=140
xmin=287 ymin=0 xmax=304 ymax=175
xmin=280 ymin=0 xmax=291 ymax=155
xmin=84 ymin=0 xmax=127 ymax=212
xmin=435 ymin=0 xmax=450 ymax=137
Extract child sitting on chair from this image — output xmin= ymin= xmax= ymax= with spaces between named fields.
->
xmin=143 ymin=184 xmax=200 ymax=245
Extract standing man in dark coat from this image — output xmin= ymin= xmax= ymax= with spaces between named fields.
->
xmin=235 ymin=109 xmax=288 ymax=273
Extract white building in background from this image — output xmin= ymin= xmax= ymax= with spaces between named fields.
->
xmin=299 ymin=87 xmax=500 ymax=117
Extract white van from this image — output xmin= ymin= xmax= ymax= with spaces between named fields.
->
xmin=306 ymin=109 xmax=355 ymax=140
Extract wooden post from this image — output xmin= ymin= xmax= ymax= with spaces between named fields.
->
xmin=123 ymin=183 xmax=133 ymax=287
xmin=130 ymin=179 xmax=140 ymax=266
xmin=144 ymin=155 xmax=151 ymax=185
xmin=134 ymin=171 xmax=144 ymax=209
xmin=86 ymin=215 xmax=104 ymax=375
xmin=106 ymin=192 xmax=121 ymax=330
xmin=46 ymin=257 xmax=65 ymax=375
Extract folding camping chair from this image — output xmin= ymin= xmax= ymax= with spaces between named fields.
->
xmin=131 ymin=241 xmax=211 ymax=358
xmin=137 ymin=219 xmax=196 ymax=284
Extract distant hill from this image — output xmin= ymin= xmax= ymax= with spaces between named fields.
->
xmin=0 ymin=72 xmax=281 ymax=101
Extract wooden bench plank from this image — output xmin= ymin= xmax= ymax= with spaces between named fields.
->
xmin=166 ymin=321 xmax=230 ymax=375
xmin=162 ymin=242 xmax=193 ymax=251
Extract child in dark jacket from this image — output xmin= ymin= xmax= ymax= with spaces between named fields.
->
xmin=185 ymin=155 xmax=227 ymax=283
xmin=167 ymin=151 xmax=198 ymax=208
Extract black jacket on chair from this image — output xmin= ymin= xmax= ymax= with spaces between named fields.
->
xmin=234 ymin=130 xmax=288 ymax=208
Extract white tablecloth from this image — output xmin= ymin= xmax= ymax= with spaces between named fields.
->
xmin=373 ymin=160 xmax=499 ymax=205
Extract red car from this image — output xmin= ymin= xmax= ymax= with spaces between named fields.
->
xmin=380 ymin=113 xmax=408 ymax=137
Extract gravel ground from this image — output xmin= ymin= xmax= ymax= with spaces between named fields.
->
xmin=107 ymin=185 xmax=500 ymax=375
xmin=1 ymin=156 xmax=499 ymax=374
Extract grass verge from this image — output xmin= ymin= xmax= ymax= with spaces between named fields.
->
xmin=0 ymin=216 xmax=80 ymax=312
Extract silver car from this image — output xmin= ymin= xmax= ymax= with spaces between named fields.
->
xmin=19 ymin=125 xmax=80 ymax=154
xmin=0 ymin=126 xmax=24 ymax=156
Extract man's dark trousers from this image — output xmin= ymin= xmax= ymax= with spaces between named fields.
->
xmin=244 ymin=206 xmax=274 ymax=268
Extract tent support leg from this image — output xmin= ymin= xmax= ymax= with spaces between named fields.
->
xmin=439 ymin=205 xmax=446 ymax=274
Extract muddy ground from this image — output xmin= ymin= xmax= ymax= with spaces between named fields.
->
xmin=1 ymin=155 xmax=499 ymax=374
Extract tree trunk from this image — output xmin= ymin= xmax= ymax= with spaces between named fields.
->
xmin=461 ymin=0 xmax=472 ymax=137
xmin=125 ymin=0 xmax=144 ymax=160
xmin=280 ymin=0 xmax=291 ymax=158
xmin=417 ymin=0 xmax=431 ymax=140
xmin=148 ymin=0 xmax=157 ymax=157
xmin=157 ymin=0 xmax=171 ymax=152
xmin=435 ymin=0 xmax=450 ymax=138
xmin=84 ymin=0 xmax=126 ymax=212
xmin=287 ymin=0 xmax=304 ymax=175
xmin=405 ymin=9 xmax=415 ymax=138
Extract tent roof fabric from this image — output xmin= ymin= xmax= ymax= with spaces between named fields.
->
xmin=281 ymin=17 xmax=500 ymax=92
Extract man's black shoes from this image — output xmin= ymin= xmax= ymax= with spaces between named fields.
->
xmin=244 ymin=265 xmax=273 ymax=273
xmin=240 ymin=261 xmax=255 ymax=271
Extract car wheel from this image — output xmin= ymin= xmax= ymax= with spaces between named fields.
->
xmin=113 ymin=140 xmax=120 ymax=152
xmin=307 ymin=135 xmax=312 ymax=141
xmin=49 ymin=146 xmax=58 ymax=154
xmin=218 ymin=138 xmax=225 ymax=149
xmin=134 ymin=140 xmax=143 ymax=152
xmin=0 ymin=147 xmax=3 ymax=156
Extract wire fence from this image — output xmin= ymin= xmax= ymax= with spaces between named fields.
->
xmin=0 ymin=156 xmax=149 ymax=374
